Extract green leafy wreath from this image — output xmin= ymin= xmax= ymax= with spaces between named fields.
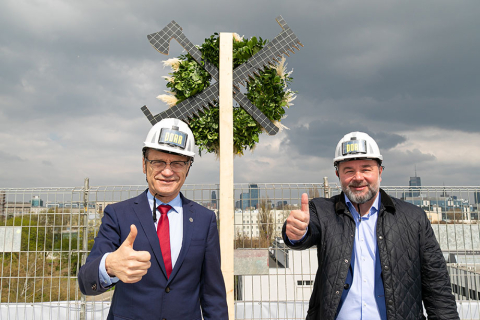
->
xmin=157 ymin=33 xmax=296 ymax=156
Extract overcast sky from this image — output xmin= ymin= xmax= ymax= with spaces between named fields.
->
xmin=1 ymin=0 xmax=479 ymax=189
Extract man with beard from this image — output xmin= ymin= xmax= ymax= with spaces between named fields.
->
xmin=282 ymin=132 xmax=459 ymax=320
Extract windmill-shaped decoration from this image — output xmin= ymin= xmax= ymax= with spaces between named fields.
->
xmin=141 ymin=17 xmax=302 ymax=319
xmin=141 ymin=15 xmax=303 ymax=137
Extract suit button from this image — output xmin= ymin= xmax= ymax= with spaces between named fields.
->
xmin=378 ymin=235 xmax=383 ymax=240
xmin=384 ymin=265 xmax=389 ymax=271
xmin=344 ymin=283 xmax=350 ymax=289
xmin=91 ymin=283 xmax=97 ymax=291
xmin=335 ymin=291 xmax=340 ymax=295
xmin=388 ymin=300 xmax=393 ymax=305
xmin=165 ymin=287 xmax=170 ymax=293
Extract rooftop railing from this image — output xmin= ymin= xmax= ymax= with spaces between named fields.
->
xmin=1 ymin=181 xmax=479 ymax=319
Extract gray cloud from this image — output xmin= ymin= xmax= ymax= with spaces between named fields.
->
xmin=283 ymin=120 xmax=406 ymax=158
xmin=0 ymin=150 xmax=24 ymax=162
xmin=1 ymin=0 xmax=479 ymax=188
xmin=386 ymin=148 xmax=437 ymax=165
xmin=42 ymin=160 xmax=53 ymax=166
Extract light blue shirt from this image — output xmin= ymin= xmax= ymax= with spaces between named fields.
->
xmin=336 ymin=193 xmax=387 ymax=320
xmin=99 ymin=191 xmax=184 ymax=288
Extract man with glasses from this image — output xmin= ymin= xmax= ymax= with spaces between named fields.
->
xmin=78 ymin=118 xmax=228 ymax=320
xmin=283 ymin=132 xmax=459 ymax=320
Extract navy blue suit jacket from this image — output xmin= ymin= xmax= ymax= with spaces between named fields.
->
xmin=78 ymin=191 xmax=228 ymax=320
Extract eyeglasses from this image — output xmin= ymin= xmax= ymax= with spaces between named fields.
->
xmin=145 ymin=158 xmax=190 ymax=172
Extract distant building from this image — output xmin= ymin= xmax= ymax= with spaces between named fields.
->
xmin=403 ymin=170 xmax=422 ymax=198
xmin=249 ymin=184 xmax=259 ymax=209
xmin=399 ymin=171 xmax=474 ymax=221
xmin=95 ymin=201 xmax=118 ymax=213
xmin=234 ymin=208 xmax=289 ymax=239
xmin=45 ymin=201 xmax=96 ymax=210
xmin=475 ymin=191 xmax=480 ymax=204
xmin=425 ymin=205 xmax=443 ymax=223
xmin=238 ymin=192 xmax=250 ymax=211
xmin=211 ymin=191 xmax=217 ymax=209
xmin=276 ymin=201 xmax=288 ymax=209
xmin=31 ymin=196 xmax=44 ymax=207
xmin=409 ymin=176 xmax=421 ymax=196
xmin=404 ymin=196 xmax=472 ymax=221
xmin=0 ymin=192 xmax=5 ymax=217
xmin=236 ymin=185 xmax=260 ymax=211
xmin=2 ymin=202 xmax=32 ymax=215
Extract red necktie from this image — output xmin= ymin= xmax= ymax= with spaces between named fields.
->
xmin=157 ymin=204 xmax=172 ymax=278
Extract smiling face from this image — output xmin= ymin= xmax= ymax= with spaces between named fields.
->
xmin=336 ymin=159 xmax=383 ymax=206
xmin=142 ymin=148 xmax=191 ymax=203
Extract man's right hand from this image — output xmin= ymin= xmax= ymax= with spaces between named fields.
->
xmin=285 ymin=193 xmax=310 ymax=241
xmin=105 ymin=224 xmax=152 ymax=283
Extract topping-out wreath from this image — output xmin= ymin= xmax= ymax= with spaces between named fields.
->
xmin=157 ymin=33 xmax=296 ymax=156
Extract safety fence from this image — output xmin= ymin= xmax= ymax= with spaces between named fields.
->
xmin=0 ymin=181 xmax=479 ymax=319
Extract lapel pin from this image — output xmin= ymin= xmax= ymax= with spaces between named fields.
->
xmin=189 ymin=217 xmax=193 ymax=222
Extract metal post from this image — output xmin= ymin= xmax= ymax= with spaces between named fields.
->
xmin=80 ymin=178 xmax=89 ymax=320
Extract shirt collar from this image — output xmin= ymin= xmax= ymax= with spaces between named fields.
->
xmin=146 ymin=190 xmax=182 ymax=213
xmin=344 ymin=191 xmax=381 ymax=220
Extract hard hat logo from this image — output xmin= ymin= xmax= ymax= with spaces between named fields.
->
xmin=342 ymin=140 xmax=367 ymax=156
xmin=159 ymin=129 xmax=187 ymax=149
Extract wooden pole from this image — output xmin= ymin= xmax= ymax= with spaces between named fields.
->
xmin=219 ymin=32 xmax=234 ymax=319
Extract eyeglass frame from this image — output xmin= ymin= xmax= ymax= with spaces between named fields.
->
xmin=144 ymin=158 xmax=192 ymax=172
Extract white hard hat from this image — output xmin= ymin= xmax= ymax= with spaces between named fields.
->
xmin=333 ymin=131 xmax=382 ymax=166
xmin=143 ymin=118 xmax=195 ymax=158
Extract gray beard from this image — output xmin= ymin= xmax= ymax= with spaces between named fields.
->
xmin=342 ymin=182 xmax=379 ymax=204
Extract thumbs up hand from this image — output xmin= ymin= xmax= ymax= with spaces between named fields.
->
xmin=105 ymin=224 xmax=152 ymax=283
xmin=285 ymin=193 xmax=310 ymax=241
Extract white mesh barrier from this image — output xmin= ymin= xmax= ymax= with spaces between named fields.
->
xmin=0 ymin=183 xmax=479 ymax=319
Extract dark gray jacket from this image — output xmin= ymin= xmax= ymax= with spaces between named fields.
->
xmin=282 ymin=189 xmax=459 ymax=320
